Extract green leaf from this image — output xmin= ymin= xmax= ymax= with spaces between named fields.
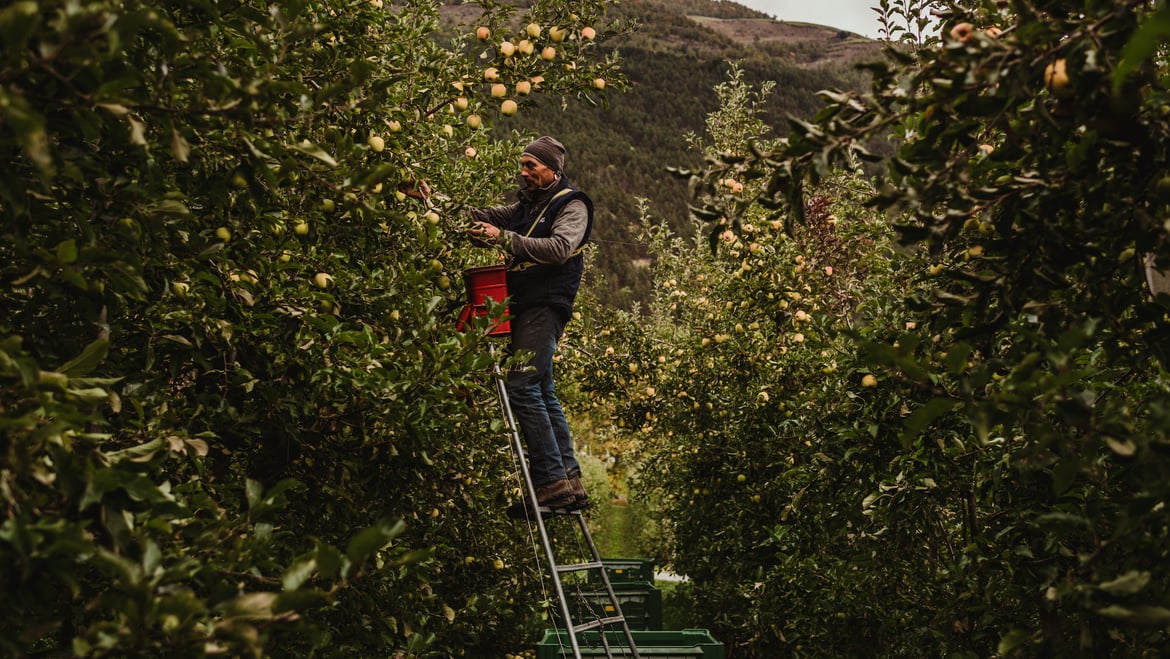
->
xmin=997 ymin=629 xmax=1031 ymax=655
xmin=345 ymin=519 xmax=406 ymax=566
xmin=0 ymin=2 xmax=39 ymax=54
xmin=245 ymin=479 xmax=263 ymax=511
xmin=1115 ymin=7 xmax=1170 ymax=90
xmin=1097 ymin=604 xmax=1170 ymax=627
xmin=282 ymin=555 xmax=317 ymax=591
xmin=56 ymin=239 xmax=78 ymax=264
xmin=901 ymin=397 xmax=957 ymax=443
xmin=57 ymin=339 xmax=108 ymax=377
xmin=1096 ymin=570 xmax=1150 ymax=596
xmin=291 ymin=140 xmax=338 ymax=167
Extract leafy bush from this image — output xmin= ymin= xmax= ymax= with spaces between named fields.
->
xmin=0 ymin=0 xmax=626 ymax=655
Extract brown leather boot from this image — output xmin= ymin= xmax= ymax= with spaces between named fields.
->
xmin=507 ymin=478 xmax=577 ymax=519
xmin=567 ymin=473 xmax=590 ymax=510
xmin=536 ymin=478 xmax=577 ymax=509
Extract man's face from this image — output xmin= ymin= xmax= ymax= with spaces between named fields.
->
xmin=520 ymin=155 xmax=557 ymax=190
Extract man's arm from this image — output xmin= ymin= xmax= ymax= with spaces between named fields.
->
xmin=469 ymin=203 xmax=518 ymax=229
xmin=504 ymin=199 xmax=588 ymax=265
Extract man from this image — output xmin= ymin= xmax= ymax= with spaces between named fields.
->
xmin=467 ymin=136 xmax=593 ymax=514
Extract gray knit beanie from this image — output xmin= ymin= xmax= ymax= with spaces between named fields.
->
xmin=523 ymin=136 xmax=566 ymax=173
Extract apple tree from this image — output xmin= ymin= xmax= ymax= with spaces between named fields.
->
xmin=658 ymin=0 xmax=1170 ymax=655
xmin=0 ymin=0 xmax=626 ymax=656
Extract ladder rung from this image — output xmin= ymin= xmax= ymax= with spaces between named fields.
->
xmin=555 ymin=560 xmax=604 ymax=574
xmin=572 ymin=615 xmax=626 ymax=634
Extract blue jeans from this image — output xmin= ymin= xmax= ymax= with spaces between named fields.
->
xmin=507 ymin=306 xmax=579 ymax=487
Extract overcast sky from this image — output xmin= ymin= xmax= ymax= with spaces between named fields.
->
xmin=732 ymin=0 xmax=886 ymax=38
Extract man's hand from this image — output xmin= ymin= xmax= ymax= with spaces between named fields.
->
xmin=468 ymin=221 xmax=501 ymax=246
xmin=398 ymin=179 xmax=431 ymax=200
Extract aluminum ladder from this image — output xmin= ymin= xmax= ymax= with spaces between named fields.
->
xmin=493 ymin=363 xmax=641 ymax=659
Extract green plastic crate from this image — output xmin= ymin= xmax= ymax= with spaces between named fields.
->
xmin=587 ymin=557 xmax=656 ymax=585
xmin=535 ymin=628 xmax=724 ymax=659
xmin=566 ymin=581 xmax=663 ymax=630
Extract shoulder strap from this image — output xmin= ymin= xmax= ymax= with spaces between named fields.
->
xmin=521 ymin=188 xmax=574 ymax=237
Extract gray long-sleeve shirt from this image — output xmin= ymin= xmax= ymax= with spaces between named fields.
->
xmin=471 ymin=193 xmax=589 ymax=265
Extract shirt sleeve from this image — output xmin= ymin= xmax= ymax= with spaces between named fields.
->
xmin=503 ymin=199 xmax=588 ymax=265
xmin=469 ymin=202 xmax=519 ymax=229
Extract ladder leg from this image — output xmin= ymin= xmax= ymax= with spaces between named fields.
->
xmin=574 ymin=514 xmax=641 ymax=659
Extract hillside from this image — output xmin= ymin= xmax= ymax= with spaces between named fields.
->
xmin=442 ymin=0 xmax=884 ymax=308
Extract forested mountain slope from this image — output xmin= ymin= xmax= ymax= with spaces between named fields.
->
xmin=442 ymin=0 xmax=883 ymax=307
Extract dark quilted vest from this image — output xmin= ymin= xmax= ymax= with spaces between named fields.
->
xmin=505 ymin=178 xmax=594 ymax=320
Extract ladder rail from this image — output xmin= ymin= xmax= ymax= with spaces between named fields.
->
xmin=493 ymin=363 xmax=584 ymax=659
xmin=492 ymin=359 xmax=640 ymax=659
xmin=573 ymin=513 xmax=641 ymax=656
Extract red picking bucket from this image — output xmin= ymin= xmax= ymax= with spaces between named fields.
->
xmin=457 ymin=265 xmax=511 ymax=337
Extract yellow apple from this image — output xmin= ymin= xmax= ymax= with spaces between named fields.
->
xmin=526 ymin=22 xmax=541 ymax=38
xmin=464 ymin=146 xmax=477 ymax=158
xmin=313 ymin=272 xmax=333 ymax=289
xmin=515 ymin=80 xmax=532 ymax=95
xmin=517 ymin=39 xmax=534 ymax=56
xmin=1044 ymin=58 xmax=1070 ymax=95
xmin=490 ymin=83 xmax=507 ymax=98
xmin=424 ymin=211 xmax=440 ymax=225
xmin=861 ymin=374 xmax=878 ymax=388
xmin=500 ymin=99 xmax=518 ymax=116
xmin=483 ymin=67 xmax=500 ymax=82
xmin=453 ymin=96 xmax=468 ymax=111
xmin=581 ymin=26 xmax=596 ymax=40
xmin=368 ymin=134 xmax=385 ymax=152
xmin=499 ymin=41 xmax=515 ymax=57
xmin=548 ymin=26 xmax=565 ymax=42
xmin=466 ymin=113 xmax=482 ymax=129
xmin=541 ymin=46 xmax=556 ymax=61
xmin=592 ymin=77 xmax=605 ymax=90
xmin=475 ymin=26 xmax=490 ymax=40
xmin=215 ymin=226 xmax=231 ymax=241
xmin=172 ymin=282 xmax=189 ymax=297
xmin=294 ymin=221 xmax=309 ymax=235
xmin=387 ymin=120 xmax=402 ymax=132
